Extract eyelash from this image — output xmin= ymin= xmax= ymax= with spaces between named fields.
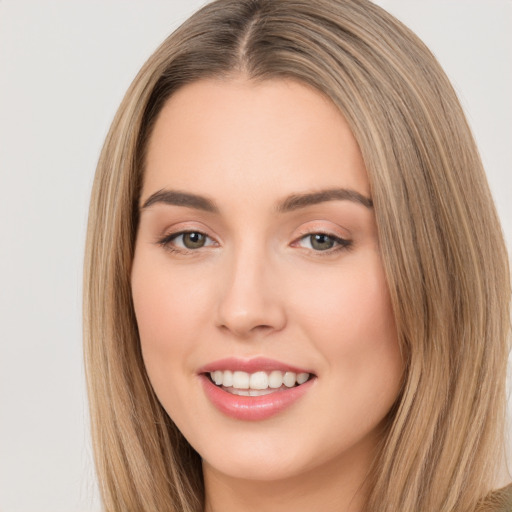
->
xmin=157 ymin=230 xmax=353 ymax=255
xmin=293 ymin=231 xmax=353 ymax=255
xmin=157 ymin=231 xmax=217 ymax=254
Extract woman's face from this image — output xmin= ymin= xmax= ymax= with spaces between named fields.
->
xmin=132 ymin=78 xmax=403 ymax=484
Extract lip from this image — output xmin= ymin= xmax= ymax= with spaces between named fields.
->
xmin=198 ymin=356 xmax=313 ymax=374
xmin=198 ymin=357 xmax=316 ymax=421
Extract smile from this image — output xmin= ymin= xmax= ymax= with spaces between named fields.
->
xmin=199 ymin=358 xmax=316 ymax=421
xmin=209 ymin=370 xmax=311 ymax=396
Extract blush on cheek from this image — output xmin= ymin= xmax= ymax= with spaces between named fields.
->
xmin=132 ymin=269 xmax=194 ymax=345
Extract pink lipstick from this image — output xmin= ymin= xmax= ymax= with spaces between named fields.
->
xmin=198 ymin=357 xmax=316 ymax=421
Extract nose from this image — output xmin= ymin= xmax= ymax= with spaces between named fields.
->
xmin=215 ymin=247 xmax=287 ymax=339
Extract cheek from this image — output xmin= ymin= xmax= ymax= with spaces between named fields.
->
xmin=131 ymin=252 xmax=210 ymax=351
xmin=293 ymin=254 xmax=397 ymax=344
xmin=290 ymin=252 xmax=402 ymax=394
xmin=131 ymin=251 xmax=202 ymax=398
xmin=131 ymin=254 xmax=206 ymax=429
xmin=296 ymin=258 xmax=403 ymax=441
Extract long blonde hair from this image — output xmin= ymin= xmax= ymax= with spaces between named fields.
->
xmin=84 ymin=1 xmax=511 ymax=510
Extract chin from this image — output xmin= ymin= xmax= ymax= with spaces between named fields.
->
xmin=202 ymin=450 xmax=311 ymax=483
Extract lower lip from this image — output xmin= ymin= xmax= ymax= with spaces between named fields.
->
xmin=200 ymin=374 xmax=315 ymax=421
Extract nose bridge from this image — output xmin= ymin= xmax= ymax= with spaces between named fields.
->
xmin=216 ymin=238 xmax=286 ymax=337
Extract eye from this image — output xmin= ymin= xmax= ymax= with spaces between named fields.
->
xmin=177 ymin=232 xmax=208 ymax=249
xmin=158 ymin=231 xmax=216 ymax=252
xmin=296 ymin=233 xmax=352 ymax=252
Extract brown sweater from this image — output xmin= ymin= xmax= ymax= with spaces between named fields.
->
xmin=475 ymin=484 xmax=512 ymax=512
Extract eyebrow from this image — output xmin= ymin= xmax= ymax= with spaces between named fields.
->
xmin=277 ymin=188 xmax=373 ymax=212
xmin=140 ymin=187 xmax=373 ymax=213
xmin=141 ymin=189 xmax=219 ymax=212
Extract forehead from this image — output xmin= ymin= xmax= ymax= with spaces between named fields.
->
xmin=143 ymin=77 xmax=370 ymax=203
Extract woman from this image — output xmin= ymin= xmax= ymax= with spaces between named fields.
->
xmin=83 ymin=0 xmax=512 ymax=510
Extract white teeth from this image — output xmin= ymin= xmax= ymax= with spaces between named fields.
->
xmin=249 ymin=371 xmax=269 ymax=390
xmin=232 ymin=371 xmax=250 ymax=389
xmin=222 ymin=370 xmax=233 ymax=387
xmin=209 ymin=370 xmax=311 ymax=390
xmin=297 ymin=372 xmax=309 ymax=384
xmin=283 ymin=371 xmax=296 ymax=387
xmin=268 ymin=370 xmax=283 ymax=388
xmin=230 ymin=388 xmax=276 ymax=397
xmin=213 ymin=370 xmax=223 ymax=386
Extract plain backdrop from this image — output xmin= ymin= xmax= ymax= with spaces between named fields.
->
xmin=0 ymin=1 xmax=511 ymax=511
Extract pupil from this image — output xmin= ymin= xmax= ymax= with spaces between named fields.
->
xmin=311 ymin=234 xmax=334 ymax=250
xmin=184 ymin=232 xmax=205 ymax=249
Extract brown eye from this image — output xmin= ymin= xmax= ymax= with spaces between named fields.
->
xmin=181 ymin=232 xmax=207 ymax=249
xmin=296 ymin=233 xmax=352 ymax=252
xmin=157 ymin=230 xmax=217 ymax=253
xmin=310 ymin=233 xmax=336 ymax=251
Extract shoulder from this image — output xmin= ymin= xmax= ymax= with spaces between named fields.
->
xmin=474 ymin=483 xmax=512 ymax=512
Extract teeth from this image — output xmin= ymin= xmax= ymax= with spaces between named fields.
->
xmin=222 ymin=370 xmax=233 ymax=387
xmin=213 ymin=370 xmax=223 ymax=385
xmin=230 ymin=388 xmax=276 ymax=397
xmin=209 ymin=370 xmax=311 ymax=390
xmin=250 ymin=371 xmax=268 ymax=390
xmin=297 ymin=372 xmax=309 ymax=385
xmin=283 ymin=371 xmax=296 ymax=387
xmin=232 ymin=371 xmax=250 ymax=389
xmin=269 ymin=370 xmax=283 ymax=388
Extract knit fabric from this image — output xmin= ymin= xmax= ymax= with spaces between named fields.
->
xmin=475 ymin=483 xmax=512 ymax=512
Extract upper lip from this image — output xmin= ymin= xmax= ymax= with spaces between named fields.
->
xmin=198 ymin=357 xmax=314 ymax=375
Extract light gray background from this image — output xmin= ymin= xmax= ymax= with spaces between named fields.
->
xmin=0 ymin=1 xmax=510 ymax=511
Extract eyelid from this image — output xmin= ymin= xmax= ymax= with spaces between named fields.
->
xmin=154 ymin=220 xmax=218 ymax=243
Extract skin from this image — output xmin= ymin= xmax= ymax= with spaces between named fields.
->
xmin=131 ymin=77 xmax=404 ymax=512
